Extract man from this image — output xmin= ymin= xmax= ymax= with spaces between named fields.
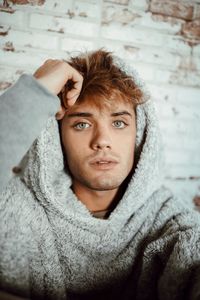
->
xmin=0 ymin=49 xmax=200 ymax=300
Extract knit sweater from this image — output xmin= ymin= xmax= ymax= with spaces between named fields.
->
xmin=1 ymin=69 xmax=200 ymax=300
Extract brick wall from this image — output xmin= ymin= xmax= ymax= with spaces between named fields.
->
xmin=0 ymin=0 xmax=200 ymax=208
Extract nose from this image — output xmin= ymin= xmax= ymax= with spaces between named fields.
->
xmin=90 ymin=125 xmax=112 ymax=151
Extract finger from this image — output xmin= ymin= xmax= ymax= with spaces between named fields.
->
xmin=67 ymin=69 xmax=83 ymax=95
xmin=55 ymin=105 xmax=67 ymax=120
xmin=67 ymin=94 xmax=79 ymax=106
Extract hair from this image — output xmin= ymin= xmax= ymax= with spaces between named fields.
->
xmin=58 ymin=49 xmax=146 ymax=110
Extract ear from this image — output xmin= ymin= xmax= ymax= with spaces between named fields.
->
xmin=55 ymin=106 xmax=66 ymax=120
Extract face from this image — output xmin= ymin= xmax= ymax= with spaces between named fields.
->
xmin=60 ymin=100 xmax=136 ymax=192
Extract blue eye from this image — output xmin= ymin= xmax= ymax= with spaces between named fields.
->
xmin=74 ymin=122 xmax=90 ymax=130
xmin=113 ymin=120 xmax=126 ymax=128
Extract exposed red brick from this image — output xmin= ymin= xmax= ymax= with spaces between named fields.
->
xmin=194 ymin=4 xmax=200 ymax=20
xmin=0 ymin=4 xmax=15 ymax=13
xmin=3 ymin=41 xmax=15 ymax=51
xmin=193 ymin=195 xmax=200 ymax=207
xmin=181 ymin=19 xmax=200 ymax=41
xmin=0 ymin=82 xmax=12 ymax=90
xmin=151 ymin=14 xmax=185 ymax=26
xmin=149 ymin=0 xmax=194 ymax=21
xmin=8 ymin=0 xmax=45 ymax=5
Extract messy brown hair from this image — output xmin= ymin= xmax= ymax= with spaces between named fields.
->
xmin=58 ymin=49 xmax=145 ymax=110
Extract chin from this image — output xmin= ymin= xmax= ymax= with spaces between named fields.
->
xmin=85 ymin=177 xmax=123 ymax=191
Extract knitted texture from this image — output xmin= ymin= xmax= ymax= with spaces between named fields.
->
xmin=1 ymin=62 xmax=200 ymax=300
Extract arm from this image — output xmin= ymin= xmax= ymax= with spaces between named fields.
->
xmin=132 ymin=199 xmax=200 ymax=300
xmin=0 ymin=59 xmax=83 ymax=193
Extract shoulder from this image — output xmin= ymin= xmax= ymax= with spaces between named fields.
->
xmin=145 ymin=186 xmax=200 ymax=253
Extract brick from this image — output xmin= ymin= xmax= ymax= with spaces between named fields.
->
xmin=9 ymin=0 xmax=45 ymax=5
xmin=176 ymin=86 xmax=200 ymax=106
xmin=104 ymin=0 xmax=129 ymax=5
xmin=149 ymin=0 xmax=194 ymax=21
xmin=124 ymin=44 xmax=180 ymax=70
xmin=38 ymin=0 xmax=73 ymax=14
xmin=165 ymin=164 xmax=200 ymax=178
xmin=149 ymin=83 xmax=200 ymax=108
xmin=181 ymin=19 xmax=200 ymax=43
xmin=3 ymin=41 xmax=15 ymax=51
xmin=102 ymin=5 xmax=183 ymax=34
xmin=162 ymin=35 xmax=191 ymax=54
xmin=150 ymin=14 xmax=184 ymax=33
xmin=162 ymin=134 xmax=200 ymax=153
xmin=194 ymin=3 xmax=200 ymax=20
xmin=176 ymin=53 xmax=200 ymax=74
xmin=0 ymin=48 xmax=50 ymax=69
xmin=101 ymin=23 xmax=164 ymax=47
xmin=160 ymin=117 xmax=200 ymax=139
xmin=135 ymin=46 xmax=179 ymax=69
xmin=169 ymin=69 xmax=200 ymax=88
xmin=165 ymin=149 xmax=200 ymax=165
xmin=60 ymin=37 xmax=95 ymax=52
xmin=156 ymin=99 xmax=200 ymax=121
xmin=102 ymin=4 xmax=142 ymax=25
xmin=29 ymin=13 xmax=99 ymax=38
xmin=0 ymin=10 xmax=24 ymax=27
xmin=154 ymin=68 xmax=173 ymax=84
xmin=0 ymin=4 xmax=15 ymax=13
xmin=0 ymin=65 xmax=24 ymax=90
xmin=129 ymin=0 xmax=149 ymax=11
xmin=0 ymin=29 xmax=59 ymax=50
xmin=193 ymin=44 xmax=200 ymax=55
xmin=0 ymin=24 xmax=10 ymax=36
xmin=74 ymin=0 xmax=101 ymax=20
xmin=193 ymin=55 xmax=200 ymax=71
xmin=126 ymin=61 xmax=155 ymax=82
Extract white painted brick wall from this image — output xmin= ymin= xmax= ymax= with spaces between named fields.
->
xmin=0 ymin=0 xmax=200 ymax=208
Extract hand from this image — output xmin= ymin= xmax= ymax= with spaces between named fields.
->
xmin=33 ymin=59 xmax=83 ymax=109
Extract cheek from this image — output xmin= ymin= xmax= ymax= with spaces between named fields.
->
xmin=120 ymin=135 xmax=135 ymax=166
xmin=62 ymin=133 xmax=87 ymax=165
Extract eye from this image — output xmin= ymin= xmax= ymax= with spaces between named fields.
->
xmin=74 ymin=122 xmax=90 ymax=130
xmin=112 ymin=120 xmax=127 ymax=128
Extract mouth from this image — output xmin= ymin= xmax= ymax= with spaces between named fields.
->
xmin=89 ymin=158 xmax=119 ymax=170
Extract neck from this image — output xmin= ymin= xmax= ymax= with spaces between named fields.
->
xmin=72 ymin=181 xmax=120 ymax=212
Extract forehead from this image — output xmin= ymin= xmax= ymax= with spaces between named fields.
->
xmin=65 ymin=96 xmax=135 ymax=117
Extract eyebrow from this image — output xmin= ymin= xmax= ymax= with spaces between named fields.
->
xmin=66 ymin=111 xmax=133 ymax=118
xmin=111 ymin=111 xmax=132 ymax=117
xmin=67 ymin=112 xmax=92 ymax=118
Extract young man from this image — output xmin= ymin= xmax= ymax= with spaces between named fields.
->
xmin=0 ymin=50 xmax=200 ymax=300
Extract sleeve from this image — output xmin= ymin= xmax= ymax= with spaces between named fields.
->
xmin=0 ymin=74 xmax=60 ymax=193
xmin=157 ymin=225 xmax=200 ymax=300
xmin=134 ymin=205 xmax=200 ymax=300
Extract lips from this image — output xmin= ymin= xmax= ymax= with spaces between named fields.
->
xmin=89 ymin=157 xmax=119 ymax=170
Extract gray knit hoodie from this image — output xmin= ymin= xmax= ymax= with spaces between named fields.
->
xmin=1 ymin=65 xmax=200 ymax=300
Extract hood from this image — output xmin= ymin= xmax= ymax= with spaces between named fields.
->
xmin=19 ymin=58 xmax=165 ymax=228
